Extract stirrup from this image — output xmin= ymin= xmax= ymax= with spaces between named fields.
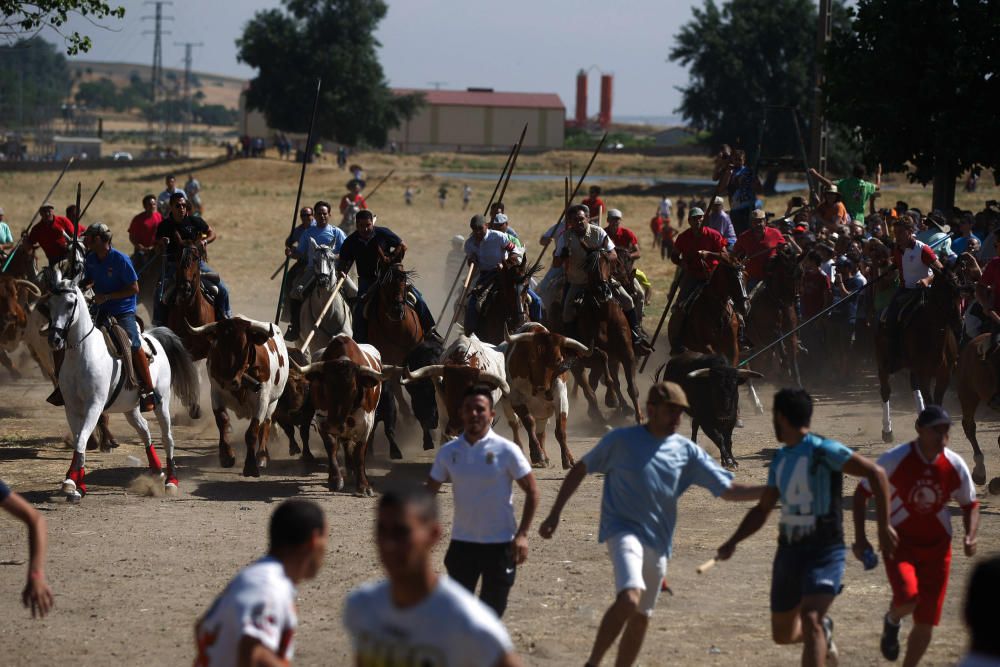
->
xmin=139 ymin=390 xmax=157 ymax=413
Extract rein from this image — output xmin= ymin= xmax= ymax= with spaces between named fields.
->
xmin=50 ymin=287 xmax=96 ymax=350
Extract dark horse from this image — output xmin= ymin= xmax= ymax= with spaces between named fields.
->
xmin=745 ymin=245 xmax=802 ymax=386
xmin=875 ymin=267 xmax=961 ymax=442
xmin=668 ymin=257 xmax=747 ymax=365
xmin=166 ymin=244 xmax=216 ymax=362
xmin=367 ymin=261 xmax=425 ymax=367
xmin=956 ymin=334 xmax=1000 ymax=488
xmin=576 ymin=249 xmax=642 ymax=422
xmin=473 ymin=261 xmax=538 ymax=345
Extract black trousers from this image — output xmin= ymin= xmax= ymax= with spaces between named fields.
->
xmin=444 ymin=540 xmax=516 ymax=618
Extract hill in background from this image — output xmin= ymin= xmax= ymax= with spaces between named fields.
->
xmin=68 ymin=60 xmax=245 ymax=110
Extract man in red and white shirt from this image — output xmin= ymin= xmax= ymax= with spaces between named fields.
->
xmin=732 ymin=208 xmax=787 ymax=289
xmin=884 ymin=217 xmax=942 ymax=370
xmin=605 ymin=209 xmax=640 ymax=261
xmin=194 ymin=500 xmax=327 ymax=667
xmin=852 ymin=406 xmax=979 ymax=666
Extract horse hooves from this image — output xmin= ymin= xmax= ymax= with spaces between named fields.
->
xmin=422 ymin=439 xmax=435 ymax=451
xmin=735 ymin=419 xmax=745 ymax=429
xmin=882 ymin=430 xmax=894 ymax=443
xmin=242 ymin=463 xmax=261 ymax=478
xmin=188 ymin=404 xmax=202 ymax=420
xmin=219 ymin=449 xmax=236 ymax=468
xmin=389 ymin=444 xmax=403 ymax=460
xmin=165 ymin=482 xmax=178 ymax=496
xmin=301 ymin=449 xmax=316 ymax=464
xmin=86 ymin=438 xmax=99 ymax=451
xmin=354 ymin=486 xmax=375 ymax=498
xmin=724 ymin=459 xmax=739 ymax=471
xmin=100 ymin=439 xmax=119 ymax=453
xmin=328 ymin=477 xmax=344 ymax=492
xmin=289 ymin=443 xmax=301 ymax=457
xmin=562 ymin=458 xmax=574 ymax=470
xmin=973 ymin=455 xmax=987 ymax=485
xmin=66 ymin=491 xmax=82 ymax=504
xmin=988 ymin=477 xmax=1000 ymax=495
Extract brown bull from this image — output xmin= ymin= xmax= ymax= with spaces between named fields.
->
xmin=0 ymin=276 xmax=41 ymax=377
xmin=296 ymin=334 xmax=384 ymax=496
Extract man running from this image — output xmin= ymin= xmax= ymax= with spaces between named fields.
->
xmin=717 ymin=388 xmax=897 ymax=667
xmin=539 ymin=382 xmax=765 ymax=667
xmin=345 ymin=485 xmax=522 ymax=666
xmin=283 ymin=201 xmax=346 ymax=341
xmin=852 ymin=405 xmax=979 ymax=666
xmin=336 ymin=209 xmax=439 ymax=343
xmin=0 ymin=478 xmax=54 ymax=618
xmin=194 ymin=499 xmax=327 ymax=667
xmin=427 ymin=385 xmax=538 ymax=618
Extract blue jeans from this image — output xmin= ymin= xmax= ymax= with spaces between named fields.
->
xmin=153 ymin=260 xmax=231 ymax=325
xmin=97 ymin=311 xmax=141 ymax=349
xmin=527 ymin=288 xmax=542 ymax=321
xmin=770 ymin=542 xmax=846 ymax=612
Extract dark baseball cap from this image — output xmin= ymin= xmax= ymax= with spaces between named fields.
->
xmin=916 ymin=405 xmax=950 ymax=428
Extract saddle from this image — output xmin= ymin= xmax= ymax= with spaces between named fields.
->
xmin=362 ymin=285 xmax=418 ymax=319
xmin=676 ymin=282 xmax=705 ymax=313
xmin=879 ymin=290 xmax=924 ymax=326
xmin=98 ymin=318 xmax=140 ymax=391
xmin=162 ymin=275 xmax=219 ymax=307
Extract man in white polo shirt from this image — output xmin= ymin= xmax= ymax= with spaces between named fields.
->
xmin=427 ymin=384 xmax=539 ymax=618
xmin=539 ymin=382 xmax=765 ymax=667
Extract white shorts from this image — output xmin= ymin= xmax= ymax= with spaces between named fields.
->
xmin=607 ymin=533 xmax=668 ymax=616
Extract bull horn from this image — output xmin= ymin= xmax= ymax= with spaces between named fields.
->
xmin=248 ymin=320 xmax=274 ymax=338
xmin=358 ymin=366 xmax=384 ymax=383
xmin=735 ymin=369 xmax=764 ymax=379
xmin=400 ymin=364 xmax=445 ymax=384
xmin=687 ymin=368 xmax=712 ymax=378
xmin=380 ymin=364 xmax=405 ymax=380
xmin=561 ymin=337 xmax=590 ymax=355
xmin=505 ymin=331 xmax=535 ymax=345
xmin=15 ymin=280 xmax=42 ymax=297
xmin=292 ymin=360 xmax=324 ymax=375
xmin=477 ymin=371 xmax=510 ymax=395
xmin=185 ymin=319 xmax=219 ymax=336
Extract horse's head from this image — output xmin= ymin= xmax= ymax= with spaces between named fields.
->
xmin=375 ymin=262 xmax=414 ymax=321
xmin=584 ymin=248 xmax=614 ymax=287
xmin=764 ymin=245 xmax=800 ymax=302
xmin=929 ymin=264 xmax=963 ymax=329
xmin=43 ymin=272 xmax=84 ymax=351
xmin=712 ymin=256 xmax=748 ymax=315
xmin=309 ymin=239 xmax=338 ymax=288
xmin=55 ymin=234 xmax=87 ymax=283
xmin=175 ymin=243 xmax=204 ymax=303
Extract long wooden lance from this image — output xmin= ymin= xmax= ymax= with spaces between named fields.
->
xmin=443 ymin=263 xmax=476 ymax=341
xmin=526 ymin=132 xmax=608 ymax=276
xmin=69 ymin=183 xmax=82 ymax=277
xmin=639 ymin=268 xmax=684 ymax=373
xmin=362 ymin=169 xmax=395 ymax=202
xmin=274 ymin=78 xmax=323 ymax=324
xmin=75 ymin=180 xmax=105 ymax=224
xmin=299 ymin=274 xmax=347 ymax=351
xmin=1 ymin=156 xmax=74 ymax=273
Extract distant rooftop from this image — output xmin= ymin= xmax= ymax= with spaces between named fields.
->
xmin=393 ymin=88 xmax=565 ymax=110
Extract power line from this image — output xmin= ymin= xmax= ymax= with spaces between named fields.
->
xmin=174 ymin=41 xmax=203 ymax=157
xmin=142 ymin=1 xmax=174 ymax=144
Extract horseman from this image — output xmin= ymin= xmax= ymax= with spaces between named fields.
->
xmin=537 ymin=213 xmax=569 ymax=314
xmin=336 ymin=209 xmax=439 ymax=343
xmin=463 ymin=214 xmax=515 ymax=336
xmin=605 ymin=208 xmax=646 ymax=321
xmin=489 ymin=202 xmax=521 ymax=240
xmin=489 ymin=213 xmax=542 ymax=322
xmin=560 ymin=204 xmax=652 ymax=353
xmin=47 ymin=223 xmax=157 ymax=412
xmin=152 ymin=192 xmax=231 ymax=326
xmin=883 ymin=217 xmax=943 ymax=371
xmin=127 ymin=194 xmax=162 ymax=269
xmin=731 ymin=209 xmax=791 ymax=291
xmin=668 ymin=206 xmax=729 ymax=354
xmin=581 ymin=185 xmax=605 ymax=222
xmin=339 ymin=178 xmax=368 ymax=219
xmin=284 ymin=202 xmax=345 ymax=341
xmin=975 ymin=237 xmax=1000 ymax=408
xmin=26 ymin=202 xmax=86 ymax=268
xmin=279 ymin=205 xmax=314 ymax=336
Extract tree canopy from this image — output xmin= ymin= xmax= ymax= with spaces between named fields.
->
xmin=1 ymin=1 xmax=124 ymax=55
xmin=824 ymin=0 xmax=1000 ymax=209
xmin=0 ymin=37 xmax=70 ymax=126
xmin=670 ymin=0 xmax=853 ymax=176
xmin=236 ymin=0 xmax=421 ymax=147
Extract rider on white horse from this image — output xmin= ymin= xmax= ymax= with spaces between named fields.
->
xmin=339 ymin=179 xmax=368 ymax=232
xmin=284 ymin=201 xmax=347 ymax=341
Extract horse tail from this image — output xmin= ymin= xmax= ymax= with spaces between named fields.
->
xmin=147 ymin=326 xmax=201 ymax=411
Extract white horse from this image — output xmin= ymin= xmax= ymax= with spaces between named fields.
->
xmin=298 ymin=239 xmax=353 ymax=360
xmin=43 ymin=275 xmax=200 ymax=502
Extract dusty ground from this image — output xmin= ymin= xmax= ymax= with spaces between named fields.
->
xmin=1 ymin=153 xmax=998 ymax=666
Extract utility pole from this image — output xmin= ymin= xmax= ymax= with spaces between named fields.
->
xmin=426 ymin=81 xmax=448 ymax=90
xmin=808 ymin=0 xmax=831 ymax=175
xmin=142 ymin=1 xmax=173 ymax=150
xmin=174 ymin=41 xmax=203 ymax=157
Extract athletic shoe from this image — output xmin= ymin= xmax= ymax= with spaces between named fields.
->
xmin=823 ymin=616 xmax=839 ymax=666
xmin=880 ymin=613 xmax=901 ymax=661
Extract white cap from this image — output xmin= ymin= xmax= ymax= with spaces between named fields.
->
xmin=491 ymin=213 xmax=509 ymax=226
xmin=452 ymin=234 xmax=465 ymax=245
xmin=607 ymin=208 xmax=622 ymax=219
xmin=712 ymin=196 xmax=724 ymax=207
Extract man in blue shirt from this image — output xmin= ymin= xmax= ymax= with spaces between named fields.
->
xmin=336 ymin=209 xmax=439 ymax=343
xmin=717 ymin=388 xmax=897 ymax=667
xmin=539 ymin=382 xmax=764 ymax=667
xmin=283 ymin=201 xmax=346 ymax=341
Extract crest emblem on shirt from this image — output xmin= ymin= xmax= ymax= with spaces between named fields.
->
xmin=908 ymin=479 xmax=942 ymax=514
xmin=485 ymin=452 xmax=496 ymax=465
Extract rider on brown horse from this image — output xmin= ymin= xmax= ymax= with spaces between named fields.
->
xmin=884 ymin=217 xmax=943 ymax=371
xmin=463 ymin=214 xmax=516 ymax=336
xmin=336 ymin=209 xmax=440 ymax=344
xmin=668 ymin=206 xmax=730 ymax=354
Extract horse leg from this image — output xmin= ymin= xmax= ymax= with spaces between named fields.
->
xmin=933 ymin=363 xmax=951 ymax=406
xmin=573 ymin=362 xmax=604 ymax=422
xmin=607 ymin=356 xmax=629 ymax=417
xmin=281 ymin=420 xmax=300 ymax=457
xmin=879 ymin=364 xmax=894 ymax=443
xmin=212 ymin=389 xmax=236 ymax=468
xmin=152 ymin=400 xmax=178 ymax=492
xmin=242 ymin=419 xmax=261 ymax=478
xmin=64 ymin=405 xmax=102 ymax=502
xmin=513 ymin=403 xmax=543 ymax=466
xmin=909 ymin=371 xmax=926 ymax=415
xmin=383 ymin=394 xmax=403 ymax=461
xmin=123 ymin=407 xmax=160 ymax=478
xmin=958 ymin=376 xmax=986 ymax=485
xmin=97 ymin=413 xmax=119 ymax=452
xmin=620 ymin=356 xmax=643 ymax=424
xmin=0 ymin=349 xmax=21 ymax=379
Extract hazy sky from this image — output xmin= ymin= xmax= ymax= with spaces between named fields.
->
xmin=46 ymin=0 xmax=698 ymax=120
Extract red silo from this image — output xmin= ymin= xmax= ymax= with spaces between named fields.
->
xmin=599 ymin=73 xmax=613 ymax=128
xmin=575 ymin=69 xmax=588 ymax=127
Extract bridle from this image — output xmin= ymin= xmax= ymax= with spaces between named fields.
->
xmin=48 ymin=285 xmax=95 ymax=349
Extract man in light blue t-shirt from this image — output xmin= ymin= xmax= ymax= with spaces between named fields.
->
xmin=717 ymin=388 xmax=897 ymax=667
xmin=539 ymin=382 xmax=764 ymax=667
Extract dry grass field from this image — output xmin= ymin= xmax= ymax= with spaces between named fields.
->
xmin=0 ymin=151 xmax=997 ymax=666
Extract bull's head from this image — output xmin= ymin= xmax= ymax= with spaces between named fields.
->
xmin=293 ymin=356 xmax=384 ymax=432
xmin=686 ymin=366 xmax=763 ymax=423
xmin=403 ymin=363 xmax=509 ymax=435
xmin=187 ymin=317 xmax=274 ymax=393
xmin=506 ymin=327 xmax=588 ymax=399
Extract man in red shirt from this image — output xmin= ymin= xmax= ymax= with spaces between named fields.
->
xmin=605 ymin=209 xmax=640 ymax=261
xmin=799 ymin=250 xmax=831 ymax=320
xmin=852 ymin=405 xmax=978 ymax=666
xmin=581 ymin=185 xmax=606 ymax=223
xmin=732 ymin=209 xmax=788 ymax=289
xmin=128 ymin=194 xmax=162 ymax=259
xmin=668 ymin=207 xmax=728 ymax=353
xmin=339 ymin=178 xmax=368 ymax=218
xmin=26 ymin=202 xmax=85 ymax=265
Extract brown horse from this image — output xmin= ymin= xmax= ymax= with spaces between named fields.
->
xmin=576 ymin=249 xmax=642 ymax=422
xmin=367 ymin=261 xmax=424 ymax=366
xmin=668 ymin=258 xmax=747 ymax=365
xmin=956 ymin=334 xmax=1000 ymax=489
xmin=1 ymin=243 xmax=38 ymax=282
xmin=166 ymin=244 xmax=216 ymax=362
xmin=745 ymin=246 xmax=801 ymax=386
xmin=875 ymin=267 xmax=961 ymax=442
xmin=473 ymin=262 xmax=537 ymax=345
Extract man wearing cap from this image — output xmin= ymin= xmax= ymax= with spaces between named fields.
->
xmin=464 ymin=214 xmax=517 ymax=336
xmin=539 ymin=381 xmax=765 ymax=667
xmin=814 ymin=185 xmax=850 ymax=231
xmin=490 ymin=202 xmax=520 ymax=240
xmin=283 ymin=202 xmax=347 ymax=341
xmin=156 ymin=175 xmax=184 ymax=216
xmin=884 ymin=217 xmax=942 ymax=371
xmin=153 ymin=192 xmax=230 ymax=326
xmin=732 ymin=208 xmax=788 ymax=290
xmin=706 ymin=196 xmax=737 ymax=248
xmin=279 ymin=206 xmax=315 ymax=332
xmin=0 ymin=207 xmax=14 ymax=255
xmin=852 ymin=405 xmax=978 ymax=666
xmin=26 ymin=202 xmax=85 ymax=266
xmin=810 ymin=165 xmax=881 ymax=224
xmin=337 ymin=209 xmax=439 ymax=344
xmin=560 ymin=205 xmax=652 ymax=352
xmin=668 ymin=206 xmax=729 ymax=353
xmin=915 ymin=211 xmax=954 ymax=264
xmin=605 ymin=210 xmax=640 ymax=260
xmin=339 ymin=179 xmax=368 ymax=218
xmin=47 ymin=224 xmax=159 ymax=412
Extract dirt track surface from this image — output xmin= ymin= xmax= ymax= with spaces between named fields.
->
xmin=1 ymin=155 xmax=998 ymax=666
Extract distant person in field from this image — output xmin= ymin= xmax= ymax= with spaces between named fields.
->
xmin=463 ymin=184 xmax=473 ymax=210
xmin=156 ymin=174 xmax=184 ymax=216
xmin=194 ymin=500 xmax=327 ymax=667
xmin=0 ymin=478 xmax=54 ymax=619
xmin=404 ymin=185 xmax=415 ymax=206
xmin=438 ymin=185 xmax=448 ymax=209
xmin=184 ymin=173 xmax=202 ymax=215
xmin=582 ymin=185 xmax=606 ymax=222
xmin=345 ymin=485 xmax=523 ymax=667
xmin=128 ymin=194 xmax=162 ymax=265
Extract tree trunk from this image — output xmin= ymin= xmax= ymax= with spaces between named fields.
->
xmin=763 ymin=167 xmax=780 ymax=196
xmin=931 ymin=158 xmax=956 ymax=212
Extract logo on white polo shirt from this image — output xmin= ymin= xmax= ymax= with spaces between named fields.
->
xmin=485 ymin=452 xmax=496 ymax=465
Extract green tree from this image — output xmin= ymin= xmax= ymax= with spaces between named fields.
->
xmin=824 ymin=0 xmax=1000 ymax=210
xmin=75 ymin=76 xmax=119 ymax=109
xmin=670 ymin=0 xmax=854 ymax=190
xmin=236 ymin=0 xmax=421 ymax=146
xmin=1 ymin=1 xmax=125 ymax=55
xmin=0 ymin=36 xmax=70 ymax=125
